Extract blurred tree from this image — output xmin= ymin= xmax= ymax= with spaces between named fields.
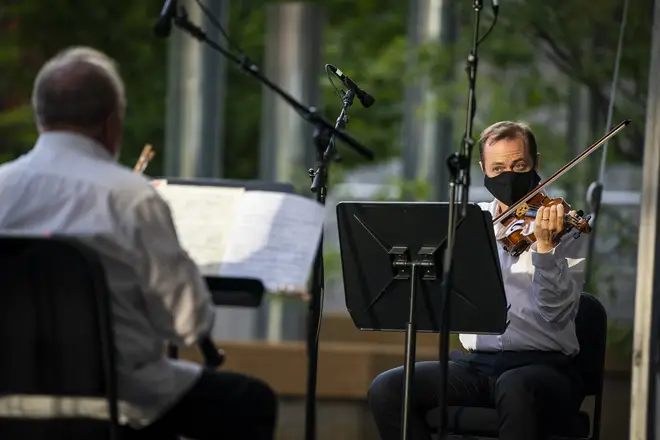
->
xmin=0 ymin=0 xmax=650 ymax=177
xmin=224 ymin=0 xmax=408 ymax=178
xmin=412 ymin=3 xmax=572 ymax=176
xmin=0 ymin=0 xmax=169 ymax=170
xmin=497 ymin=0 xmax=653 ymax=163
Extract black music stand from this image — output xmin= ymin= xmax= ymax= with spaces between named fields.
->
xmin=167 ymin=276 xmax=265 ymax=365
xmin=335 ymin=201 xmax=508 ymax=438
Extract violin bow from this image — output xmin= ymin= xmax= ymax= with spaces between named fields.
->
xmin=133 ymin=144 xmax=156 ymax=174
xmin=492 ymin=119 xmax=631 ymax=225
xmin=583 ymin=0 xmax=630 ymax=289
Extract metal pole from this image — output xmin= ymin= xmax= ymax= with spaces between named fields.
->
xmin=164 ymin=0 xmax=227 ymax=178
xmin=402 ymin=0 xmax=456 ymax=201
xmin=258 ymin=3 xmax=324 ymax=343
xmin=565 ymin=82 xmax=591 ymax=202
xmin=163 ymin=0 xmax=252 ymax=341
xmin=259 ymin=3 xmax=323 ymax=182
xmin=629 ymin=1 xmax=660 ymax=438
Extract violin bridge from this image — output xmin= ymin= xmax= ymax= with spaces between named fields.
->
xmin=515 ymin=203 xmax=529 ymax=218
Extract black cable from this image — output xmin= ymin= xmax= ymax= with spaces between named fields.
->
xmin=325 ymin=64 xmax=345 ymax=103
xmin=477 ymin=9 xmax=497 ymax=45
xmin=193 ymin=0 xmax=242 ymax=53
xmin=190 ymin=0 xmax=315 ymax=123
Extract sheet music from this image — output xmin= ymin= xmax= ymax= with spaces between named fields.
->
xmin=153 ymin=181 xmax=246 ymax=275
xmin=219 ymin=191 xmax=325 ymax=293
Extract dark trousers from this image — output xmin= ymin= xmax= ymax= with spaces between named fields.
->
xmin=123 ymin=369 xmax=277 ymax=440
xmin=368 ymin=351 xmax=584 ymax=440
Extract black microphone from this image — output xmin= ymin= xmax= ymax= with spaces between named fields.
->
xmin=492 ymin=0 xmax=500 ymax=15
xmin=327 ymin=65 xmax=375 ymax=108
xmin=154 ymin=0 xmax=178 ymax=38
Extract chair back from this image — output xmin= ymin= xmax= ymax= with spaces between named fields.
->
xmin=0 ymin=235 xmax=118 ymax=438
xmin=573 ymin=292 xmax=608 ymax=395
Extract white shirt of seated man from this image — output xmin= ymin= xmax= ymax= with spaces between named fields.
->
xmin=459 ymin=122 xmax=588 ymax=357
xmin=0 ymin=47 xmax=215 ymax=428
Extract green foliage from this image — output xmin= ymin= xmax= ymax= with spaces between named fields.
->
xmin=0 ymin=0 xmax=651 ymax=176
xmin=495 ymin=0 xmax=654 ymax=162
xmin=0 ymin=0 xmax=168 ymax=169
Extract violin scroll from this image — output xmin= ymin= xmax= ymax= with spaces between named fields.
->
xmin=133 ymin=144 xmax=155 ymax=174
xmin=496 ymin=193 xmax=592 ymax=257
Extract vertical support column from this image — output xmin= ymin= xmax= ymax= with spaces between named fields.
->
xmin=402 ymin=0 xmax=456 ymax=201
xmin=629 ymin=1 xmax=660 ymax=438
xmin=164 ymin=0 xmax=249 ymax=341
xmin=259 ymin=3 xmax=323 ymax=182
xmin=258 ymin=3 xmax=324 ymax=342
xmin=164 ymin=0 xmax=227 ymax=178
xmin=565 ymin=82 xmax=591 ymax=202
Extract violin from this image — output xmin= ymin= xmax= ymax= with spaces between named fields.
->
xmin=494 ymin=193 xmax=592 ymax=257
xmin=492 ymin=119 xmax=631 ymax=256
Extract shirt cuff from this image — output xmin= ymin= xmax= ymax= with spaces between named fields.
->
xmin=530 ymin=242 xmax=560 ymax=270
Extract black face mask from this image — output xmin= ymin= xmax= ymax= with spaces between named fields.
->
xmin=484 ymin=170 xmax=541 ymax=206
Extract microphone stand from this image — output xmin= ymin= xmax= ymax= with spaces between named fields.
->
xmin=167 ymin=9 xmax=374 ymax=440
xmin=170 ymin=8 xmax=373 ymax=161
xmin=306 ymin=87 xmax=356 ymax=440
xmin=436 ymin=1 xmax=483 ymax=439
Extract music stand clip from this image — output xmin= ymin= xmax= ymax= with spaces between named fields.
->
xmin=390 ymin=246 xmax=437 ymax=281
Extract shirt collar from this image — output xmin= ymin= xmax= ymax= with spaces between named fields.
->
xmin=486 ymin=199 xmax=499 ymax=216
xmin=486 ymin=199 xmax=506 ymax=237
xmin=33 ymin=131 xmax=115 ymax=163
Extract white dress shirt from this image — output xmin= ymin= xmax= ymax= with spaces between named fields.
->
xmin=0 ymin=132 xmax=216 ymax=428
xmin=458 ymin=200 xmax=588 ymax=356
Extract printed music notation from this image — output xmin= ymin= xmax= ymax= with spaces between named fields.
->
xmin=152 ymin=181 xmax=246 ymax=274
xmin=219 ymin=191 xmax=324 ymax=295
xmin=153 ymin=181 xmax=324 ymax=297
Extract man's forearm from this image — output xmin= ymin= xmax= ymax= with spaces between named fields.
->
xmin=531 ymin=250 xmax=580 ymax=322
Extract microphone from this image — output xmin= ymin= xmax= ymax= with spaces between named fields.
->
xmin=326 ymin=65 xmax=375 ymax=108
xmin=154 ymin=0 xmax=178 ymax=38
xmin=492 ymin=0 xmax=500 ymax=15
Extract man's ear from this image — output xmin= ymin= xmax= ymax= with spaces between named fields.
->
xmin=479 ymin=161 xmax=484 ymax=173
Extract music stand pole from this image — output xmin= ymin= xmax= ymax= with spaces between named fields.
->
xmin=436 ymin=1 xmax=483 ymax=439
xmin=306 ymin=88 xmax=357 ymax=440
xmin=335 ymin=201 xmax=508 ymax=440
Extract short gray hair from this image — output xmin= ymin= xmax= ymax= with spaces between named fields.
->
xmin=31 ymin=46 xmax=125 ymax=129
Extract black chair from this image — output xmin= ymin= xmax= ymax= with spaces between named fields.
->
xmin=426 ymin=292 xmax=607 ymax=440
xmin=0 ymin=235 xmax=120 ymax=440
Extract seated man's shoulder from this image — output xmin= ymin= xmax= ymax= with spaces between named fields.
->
xmin=477 ymin=200 xmax=497 ymax=213
xmin=0 ymin=155 xmax=27 ymax=176
xmin=105 ymin=164 xmax=160 ymax=206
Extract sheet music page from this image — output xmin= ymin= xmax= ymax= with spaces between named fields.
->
xmin=153 ymin=181 xmax=246 ymax=275
xmin=219 ymin=191 xmax=325 ymax=293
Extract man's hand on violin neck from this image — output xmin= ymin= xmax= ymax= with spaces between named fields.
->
xmin=534 ymin=205 xmax=573 ymax=253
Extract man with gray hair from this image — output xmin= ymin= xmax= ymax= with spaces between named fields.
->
xmin=0 ymin=46 xmax=277 ymax=439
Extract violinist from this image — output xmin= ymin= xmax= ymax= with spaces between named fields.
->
xmin=368 ymin=121 xmax=588 ymax=440
xmin=0 ymin=46 xmax=277 ymax=440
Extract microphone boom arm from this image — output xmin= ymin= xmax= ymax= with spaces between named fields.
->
xmin=171 ymin=8 xmax=374 ymax=161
